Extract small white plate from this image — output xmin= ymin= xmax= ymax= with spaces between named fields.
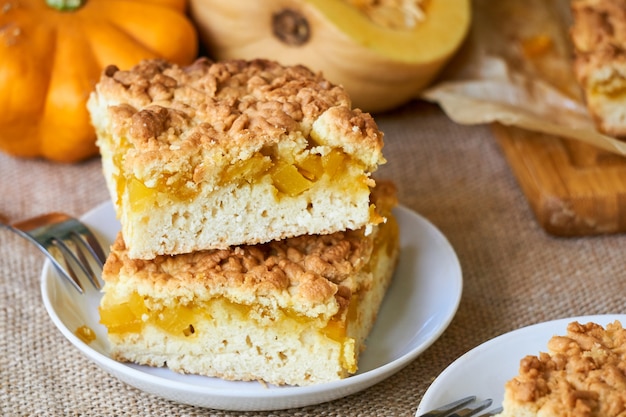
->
xmin=41 ymin=202 xmax=462 ymax=411
xmin=416 ymin=314 xmax=626 ymax=416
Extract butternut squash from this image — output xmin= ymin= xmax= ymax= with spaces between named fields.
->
xmin=189 ymin=0 xmax=471 ymax=112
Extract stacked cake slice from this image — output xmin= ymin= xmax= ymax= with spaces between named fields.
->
xmin=88 ymin=58 xmax=400 ymax=386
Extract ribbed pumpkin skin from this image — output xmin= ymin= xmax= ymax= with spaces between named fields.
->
xmin=0 ymin=0 xmax=198 ymax=163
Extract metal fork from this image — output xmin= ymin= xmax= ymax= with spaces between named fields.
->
xmin=1 ymin=212 xmax=107 ymax=294
xmin=419 ymin=396 xmax=503 ymax=417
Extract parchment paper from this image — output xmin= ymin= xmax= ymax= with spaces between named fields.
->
xmin=422 ymin=0 xmax=626 ymax=155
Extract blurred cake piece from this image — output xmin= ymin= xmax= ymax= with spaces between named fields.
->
xmin=571 ymin=0 xmax=626 ymax=137
xmin=88 ymin=58 xmax=386 ymax=259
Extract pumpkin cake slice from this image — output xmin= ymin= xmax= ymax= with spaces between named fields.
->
xmin=494 ymin=320 xmax=626 ymax=417
xmin=98 ymin=181 xmax=400 ymax=386
xmin=87 ymin=58 xmax=386 ymax=260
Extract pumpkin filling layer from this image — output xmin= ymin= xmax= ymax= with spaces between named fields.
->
xmin=99 ymin=292 xmax=358 ymax=373
xmin=100 ymin=291 xmax=354 ymax=341
xmin=108 ymin=134 xmax=364 ymax=213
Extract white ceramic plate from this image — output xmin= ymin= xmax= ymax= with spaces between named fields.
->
xmin=416 ymin=314 xmax=626 ymax=416
xmin=41 ymin=202 xmax=462 ymax=411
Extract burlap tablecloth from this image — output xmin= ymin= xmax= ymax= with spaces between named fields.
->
xmin=2 ymin=101 xmax=625 ymax=416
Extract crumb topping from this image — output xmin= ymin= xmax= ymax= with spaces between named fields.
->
xmin=504 ymin=321 xmax=626 ymax=417
xmin=103 ymin=226 xmax=371 ymax=317
xmin=90 ymin=58 xmax=385 ymax=182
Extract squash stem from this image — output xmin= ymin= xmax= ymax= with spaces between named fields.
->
xmin=46 ymin=0 xmax=86 ymax=11
xmin=272 ymin=9 xmax=310 ymax=46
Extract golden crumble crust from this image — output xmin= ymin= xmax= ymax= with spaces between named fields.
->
xmin=104 ymin=227 xmax=369 ymax=303
xmin=502 ymin=321 xmax=626 ymax=417
xmin=92 ymin=58 xmax=385 ymax=181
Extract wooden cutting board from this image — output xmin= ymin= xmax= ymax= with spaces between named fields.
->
xmin=491 ymin=123 xmax=626 ymax=236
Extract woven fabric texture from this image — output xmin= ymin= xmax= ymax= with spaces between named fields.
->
xmin=2 ymin=102 xmax=625 ymax=417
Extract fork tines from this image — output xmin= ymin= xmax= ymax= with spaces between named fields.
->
xmin=3 ymin=213 xmax=107 ymax=294
xmin=47 ymin=223 xmax=106 ymax=292
xmin=419 ymin=396 xmax=502 ymax=417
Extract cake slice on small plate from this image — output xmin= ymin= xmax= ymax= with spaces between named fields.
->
xmin=495 ymin=320 xmax=626 ymax=417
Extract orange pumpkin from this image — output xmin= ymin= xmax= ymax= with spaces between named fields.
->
xmin=0 ymin=0 xmax=198 ymax=163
